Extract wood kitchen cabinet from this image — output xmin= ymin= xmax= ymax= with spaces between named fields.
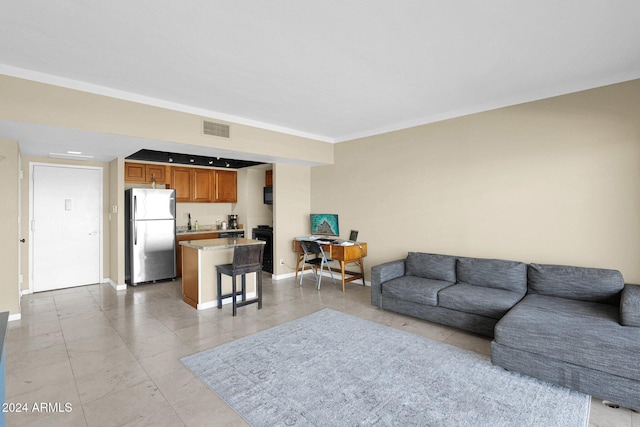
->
xmin=125 ymin=162 xmax=146 ymax=182
xmin=170 ymin=167 xmax=193 ymax=202
xmin=265 ymin=169 xmax=273 ymax=187
xmin=176 ymin=232 xmax=218 ymax=276
xmin=163 ymin=165 xmax=238 ymax=203
xmin=192 ymin=169 xmax=213 ymax=202
xmin=214 ymin=170 xmax=237 ymax=202
xmin=125 ymin=162 xmax=167 ymax=184
xmin=145 ymin=164 xmax=167 ymax=184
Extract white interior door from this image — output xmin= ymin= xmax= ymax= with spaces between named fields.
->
xmin=31 ymin=164 xmax=102 ymax=292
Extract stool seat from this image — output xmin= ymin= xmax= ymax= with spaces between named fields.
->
xmin=216 ymin=244 xmax=265 ymax=316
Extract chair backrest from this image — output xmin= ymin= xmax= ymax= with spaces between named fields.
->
xmin=300 ymin=240 xmax=322 ymax=256
xmin=232 ymin=244 xmax=265 ymax=269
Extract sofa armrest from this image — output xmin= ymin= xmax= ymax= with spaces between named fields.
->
xmin=371 ymin=259 xmax=405 ymax=307
xmin=621 ymin=284 xmax=640 ymax=327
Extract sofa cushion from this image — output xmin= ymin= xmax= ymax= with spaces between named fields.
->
xmin=382 ymin=276 xmax=453 ymax=307
xmin=405 ymin=252 xmax=456 ymax=282
xmin=528 ymin=263 xmax=623 ymax=305
xmin=494 ymin=294 xmax=640 ymax=382
xmin=621 ymin=284 xmax=640 ymax=327
xmin=437 ymin=283 xmax=525 ymax=319
xmin=457 ymin=257 xmax=527 ymax=293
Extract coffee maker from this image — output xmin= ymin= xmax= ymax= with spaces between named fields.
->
xmin=228 ymin=214 xmax=239 ymax=229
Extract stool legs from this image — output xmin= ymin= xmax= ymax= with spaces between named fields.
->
xmin=217 ymin=272 xmax=223 ymax=309
xmin=232 ymin=275 xmax=237 ymax=316
xmin=216 ymin=271 xmax=261 ymax=316
xmin=241 ymin=275 xmax=247 ymax=301
xmin=257 ymin=272 xmax=262 ymax=309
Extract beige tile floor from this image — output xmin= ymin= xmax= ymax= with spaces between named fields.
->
xmin=5 ymin=274 xmax=639 ymax=426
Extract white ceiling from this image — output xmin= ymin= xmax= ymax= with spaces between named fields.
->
xmin=1 ymin=1 xmax=640 ymax=162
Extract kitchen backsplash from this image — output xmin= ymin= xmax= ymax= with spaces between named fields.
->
xmin=175 ymin=203 xmax=236 ymax=227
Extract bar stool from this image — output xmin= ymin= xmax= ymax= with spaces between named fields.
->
xmin=217 ymin=244 xmax=265 ymax=316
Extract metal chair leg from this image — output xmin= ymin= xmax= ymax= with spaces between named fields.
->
xmin=326 ymin=260 xmax=336 ymax=284
xmin=299 ymin=260 xmax=305 ymax=285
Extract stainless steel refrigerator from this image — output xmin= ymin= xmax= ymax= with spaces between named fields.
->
xmin=125 ymin=188 xmax=176 ymax=286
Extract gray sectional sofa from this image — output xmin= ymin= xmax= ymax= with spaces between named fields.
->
xmin=371 ymin=252 xmax=640 ymax=411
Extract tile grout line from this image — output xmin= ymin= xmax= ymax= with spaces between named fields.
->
xmin=98 ymin=284 xmax=189 ymax=426
xmin=53 ymin=290 xmax=91 ymax=427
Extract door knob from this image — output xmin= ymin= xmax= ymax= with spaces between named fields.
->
xmin=20 ymin=239 xmax=25 ymax=243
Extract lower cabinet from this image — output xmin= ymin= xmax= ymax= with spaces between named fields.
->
xmin=176 ymin=232 xmax=219 ymax=276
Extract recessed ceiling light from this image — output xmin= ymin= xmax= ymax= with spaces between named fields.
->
xmin=67 ymin=150 xmax=82 ymax=155
xmin=49 ymin=152 xmax=94 ymax=160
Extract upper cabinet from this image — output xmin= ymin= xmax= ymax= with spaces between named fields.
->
xmin=170 ymin=166 xmax=193 ymax=203
xmin=125 ymin=162 xmax=167 ymax=185
xmin=126 ymin=161 xmax=237 ymax=203
xmin=214 ymin=170 xmax=237 ymax=203
xmin=192 ymin=169 xmax=214 ymax=203
xmin=145 ymin=164 xmax=167 ymax=184
xmin=265 ymin=169 xmax=273 ymax=187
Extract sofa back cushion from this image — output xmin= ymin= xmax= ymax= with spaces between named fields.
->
xmin=457 ymin=257 xmax=527 ymax=293
xmin=405 ymin=252 xmax=456 ymax=282
xmin=527 ymin=263 xmax=623 ymax=305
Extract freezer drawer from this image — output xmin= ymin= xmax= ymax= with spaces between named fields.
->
xmin=129 ymin=219 xmax=176 ymax=285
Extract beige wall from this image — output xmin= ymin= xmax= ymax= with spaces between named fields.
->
xmin=109 ymin=158 xmax=124 ymax=286
xmin=0 ymin=75 xmax=333 ymax=166
xmin=273 ymin=164 xmax=311 ymax=277
xmin=0 ymin=139 xmax=21 ymax=315
xmin=311 ymin=79 xmax=640 ymax=283
xmin=236 ymin=165 xmax=274 ymax=233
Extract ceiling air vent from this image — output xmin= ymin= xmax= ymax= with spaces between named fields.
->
xmin=202 ymin=120 xmax=230 ymax=138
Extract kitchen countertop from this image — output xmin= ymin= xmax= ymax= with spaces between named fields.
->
xmin=176 ymin=226 xmax=244 ymax=235
xmin=179 ymin=237 xmax=265 ymax=250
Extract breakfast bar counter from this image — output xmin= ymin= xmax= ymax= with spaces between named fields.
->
xmin=180 ymin=237 xmax=265 ymax=309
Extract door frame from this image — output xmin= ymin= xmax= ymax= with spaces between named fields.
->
xmin=28 ymin=162 xmax=104 ymax=293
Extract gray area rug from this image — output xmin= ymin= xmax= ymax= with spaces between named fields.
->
xmin=181 ymin=309 xmax=590 ymax=426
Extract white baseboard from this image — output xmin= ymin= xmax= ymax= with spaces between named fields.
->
xmin=20 ymin=288 xmax=32 ymax=296
xmin=8 ymin=312 xmax=22 ymax=322
xmin=278 ymin=270 xmax=371 ymax=287
xmin=197 ymin=292 xmax=257 ymax=310
xmin=272 ymin=271 xmax=297 ymax=281
xmin=107 ymin=278 xmax=127 ymax=291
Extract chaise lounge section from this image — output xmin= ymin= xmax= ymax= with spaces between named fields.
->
xmin=491 ymin=263 xmax=640 ymax=411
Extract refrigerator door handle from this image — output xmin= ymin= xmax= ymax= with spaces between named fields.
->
xmin=133 ymin=195 xmax=137 ymax=245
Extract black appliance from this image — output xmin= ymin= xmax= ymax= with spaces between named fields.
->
xmin=263 ymin=187 xmax=273 ymax=205
xmin=219 ymin=231 xmax=244 ymax=238
xmin=252 ymin=226 xmax=273 ymax=273
xmin=228 ymin=214 xmax=239 ymax=229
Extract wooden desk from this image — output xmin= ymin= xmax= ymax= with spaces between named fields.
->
xmin=292 ymin=240 xmax=367 ymax=292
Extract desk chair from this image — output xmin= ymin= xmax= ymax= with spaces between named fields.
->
xmin=217 ymin=244 xmax=264 ymax=316
xmin=299 ymin=240 xmax=335 ymax=290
